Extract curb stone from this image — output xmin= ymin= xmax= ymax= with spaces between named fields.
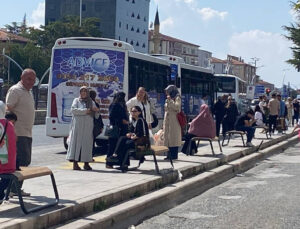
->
xmin=2 ymin=132 xmax=298 ymax=229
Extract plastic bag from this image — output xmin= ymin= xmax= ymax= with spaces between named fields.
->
xmin=153 ymin=129 xmax=164 ymax=146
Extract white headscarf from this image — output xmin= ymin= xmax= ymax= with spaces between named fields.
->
xmin=0 ymin=101 xmax=5 ymax=119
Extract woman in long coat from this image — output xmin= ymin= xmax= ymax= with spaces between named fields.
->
xmin=66 ymin=86 xmax=99 ymax=170
xmin=163 ymin=85 xmax=182 ymax=160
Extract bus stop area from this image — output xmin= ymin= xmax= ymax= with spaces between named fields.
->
xmin=0 ymin=130 xmax=298 ymax=229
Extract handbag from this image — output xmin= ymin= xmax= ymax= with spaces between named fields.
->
xmin=151 ymin=113 xmax=159 ymax=129
xmin=177 ymin=111 xmax=187 ymax=128
xmin=0 ymin=121 xmax=8 ymax=164
xmin=135 ymin=119 xmax=151 ymax=152
xmin=93 ymin=113 xmax=104 ymax=137
xmin=104 ymin=124 xmax=120 ymax=138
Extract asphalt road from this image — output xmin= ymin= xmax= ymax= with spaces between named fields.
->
xmin=31 ymin=124 xmax=66 ymax=166
xmin=137 ymin=143 xmax=300 ymax=229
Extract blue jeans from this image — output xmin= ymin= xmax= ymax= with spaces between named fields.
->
xmin=235 ymin=126 xmax=256 ymax=143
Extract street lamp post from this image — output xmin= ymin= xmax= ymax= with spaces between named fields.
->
xmin=282 ymin=68 xmax=290 ymax=98
xmin=79 ymin=0 xmax=82 ymax=27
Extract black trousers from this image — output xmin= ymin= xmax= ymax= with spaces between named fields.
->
xmin=182 ymin=134 xmax=197 ymax=155
xmin=215 ymin=118 xmax=223 ymax=137
xmin=0 ymin=178 xmax=10 ymax=200
xmin=269 ymin=115 xmax=278 ymax=133
xmin=11 ymin=136 xmax=32 ymax=193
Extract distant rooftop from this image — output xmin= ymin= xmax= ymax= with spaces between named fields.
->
xmin=0 ymin=29 xmax=30 ymax=43
xmin=149 ymin=30 xmax=200 ymax=47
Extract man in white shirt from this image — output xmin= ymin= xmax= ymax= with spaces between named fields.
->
xmin=6 ymin=68 xmax=36 ymax=196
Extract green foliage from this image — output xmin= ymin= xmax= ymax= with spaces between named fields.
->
xmin=26 ymin=16 xmax=101 ymax=51
xmin=284 ymin=1 xmax=300 ymax=71
xmin=2 ymin=16 xmax=101 ymax=83
xmin=7 ymin=42 xmax=50 ymax=83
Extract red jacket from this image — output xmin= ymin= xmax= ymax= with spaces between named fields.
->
xmin=0 ymin=120 xmax=16 ymax=174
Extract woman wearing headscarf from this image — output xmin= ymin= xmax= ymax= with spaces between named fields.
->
xmin=222 ymin=96 xmax=239 ymax=136
xmin=182 ymin=104 xmax=216 ymax=155
xmin=163 ymin=85 xmax=182 ymax=160
xmin=0 ymin=101 xmax=17 ymax=203
xmin=66 ymin=86 xmax=99 ymax=170
xmin=106 ymin=92 xmax=129 ymax=168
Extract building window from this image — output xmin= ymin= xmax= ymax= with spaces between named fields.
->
xmin=137 ymin=14 xmax=140 ymax=19
xmin=119 ymin=36 xmax=121 ymax=40
xmin=136 ymin=41 xmax=139 ymax=46
xmin=131 ymin=26 xmax=134 ymax=31
xmin=144 ymin=17 xmax=147 ymax=22
xmin=126 ymin=24 xmax=128 ymax=30
xmin=119 ymin=21 xmax=121 ymax=28
xmin=126 ymin=38 xmax=128 ymax=42
xmin=142 ymin=43 xmax=146 ymax=48
xmin=82 ymin=4 xmax=86 ymax=11
xmin=143 ymin=29 xmax=146 ymax=35
xmin=132 ymin=0 xmax=135 ymax=3
xmin=131 ymin=40 xmax=134 ymax=45
xmin=131 ymin=12 xmax=135 ymax=17
xmin=136 ymin=28 xmax=140 ymax=33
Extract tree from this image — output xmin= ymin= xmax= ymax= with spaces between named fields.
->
xmin=284 ymin=1 xmax=300 ymax=71
xmin=26 ymin=16 xmax=101 ymax=52
xmin=3 ymin=16 xmax=102 ymax=82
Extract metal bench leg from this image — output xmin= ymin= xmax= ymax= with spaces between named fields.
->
xmin=152 ymin=152 xmax=160 ymax=174
xmin=241 ymin=134 xmax=246 ymax=146
xmin=227 ymin=133 xmax=231 ymax=145
xmin=169 ymin=156 xmax=174 ymax=168
xmin=222 ymin=133 xmax=227 ymax=146
xmin=209 ymin=140 xmax=215 ymax=156
xmin=218 ymin=140 xmax=223 ymax=153
xmin=50 ymin=174 xmax=59 ymax=203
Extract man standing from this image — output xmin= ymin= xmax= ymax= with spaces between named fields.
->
xmin=212 ymin=96 xmax=225 ymax=137
xmin=6 ymin=68 xmax=36 ymax=196
xmin=268 ymin=93 xmax=280 ymax=134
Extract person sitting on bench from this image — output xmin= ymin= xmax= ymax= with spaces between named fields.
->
xmin=0 ymin=101 xmax=17 ymax=204
xmin=182 ymin=104 xmax=216 ymax=155
xmin=234 ymin=109 xmax=256 ymax=147
xmin=107 ymin=106 xmax=150 ymax=170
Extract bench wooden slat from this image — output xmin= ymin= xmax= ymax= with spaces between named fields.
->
xmin=13 ymin=166 xmax=52 ymax=181
xmin=150 ymin=145 xmax=169 ymax=155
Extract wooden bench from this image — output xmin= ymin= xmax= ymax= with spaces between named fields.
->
xmin=121 ymin=145 xmax=169 ymax=174
xmin=0 ymin=166 xmax=59 ymax=214
xmin=222 ymin=130 xmax=246 ymax=147
xmin=187 ymin=137 xmax=222 ymax=156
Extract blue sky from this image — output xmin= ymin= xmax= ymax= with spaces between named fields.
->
xmin=0 ymin=0 xmax=299 ymax=88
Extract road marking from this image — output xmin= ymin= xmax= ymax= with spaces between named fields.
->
xmin=59 ymin=156 xmax=106 ymax=169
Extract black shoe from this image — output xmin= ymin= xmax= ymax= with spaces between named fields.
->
xmin=164 ymin=157 xmax=170 ymax=160
xmin=106 ymin=156 xmax=119 ymax=163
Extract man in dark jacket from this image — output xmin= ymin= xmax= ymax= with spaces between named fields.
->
xmin=213 ymin=96 xmax=226 ymax=137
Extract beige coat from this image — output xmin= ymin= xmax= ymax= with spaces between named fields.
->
xmin=163 ymin=96 xmax=182 ymax=147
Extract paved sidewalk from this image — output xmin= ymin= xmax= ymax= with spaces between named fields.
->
xmin=0 ymin=130 xmax=297 ymax=228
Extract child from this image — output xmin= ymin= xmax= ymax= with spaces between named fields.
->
xmin=0 ymin=103 xmax=17 ymax=204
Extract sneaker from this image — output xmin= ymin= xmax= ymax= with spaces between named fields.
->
xmin=246 ymin=142 xmax=254 ymax=147
xmin=9 ymin=190 xmax=31 ymax=197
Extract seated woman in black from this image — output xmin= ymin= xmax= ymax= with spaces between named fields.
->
xmin=108 ymin=106 xmax=149 ymax=169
